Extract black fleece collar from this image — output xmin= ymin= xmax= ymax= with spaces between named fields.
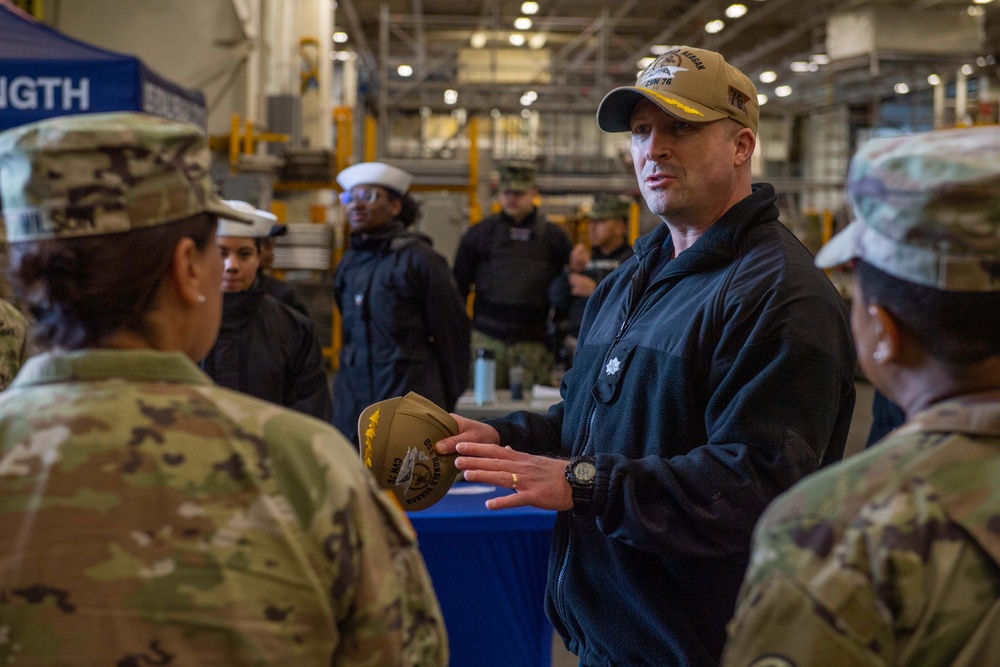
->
xmin=633 ymin=183 xmax=779 ymax=279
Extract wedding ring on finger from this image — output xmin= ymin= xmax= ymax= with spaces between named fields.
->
xmin=511 ymin=472 xmax=518 ymax=490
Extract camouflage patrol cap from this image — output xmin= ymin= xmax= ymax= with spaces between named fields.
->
xmin=597 ymin=46 xmax=758 ymax=134
xmin=816 ymin=126 xmax=1000 ymax=292
xmin=589 ymin=194 xmax=631 ymax=222
xmin=498 ymin=162 xmax=537 ymax=191
xmin=0 ymin=111 xmax=253 ymax=243
xmin=359 ymin=391 xmax=459 ymax=511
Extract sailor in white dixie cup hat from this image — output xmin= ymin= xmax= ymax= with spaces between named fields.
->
xmin=201 ymin=199 xmax=333 ymax=422
xmin=331 ymin=161 xmax=471 ymax=447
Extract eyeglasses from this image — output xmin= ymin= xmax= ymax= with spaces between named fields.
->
xmin=339 ymin=188 xmax=382 ymax=206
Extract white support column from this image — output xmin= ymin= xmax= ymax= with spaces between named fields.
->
xmin=932 ymin=77 xmax=945 ymax=129
xmin=956 ymin=67 xmax=968 ymax=125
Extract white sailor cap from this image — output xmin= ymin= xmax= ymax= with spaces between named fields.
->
xmin=217 ymin=200 xmax=278 ymax=238
xmin=336 ymin=162 xmax=413 ymax=195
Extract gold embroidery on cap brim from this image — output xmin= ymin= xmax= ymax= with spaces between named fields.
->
xmin=642 ymin=90 xmax=705 ymax=117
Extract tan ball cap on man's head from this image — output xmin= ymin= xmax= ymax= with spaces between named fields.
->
xmin=596 ymin=46 xmax=758 ymax=134
xmin=0 ymin=112 xmax=253 ymax=242
xmin=359 ymin=392 xmax=460 ymax=511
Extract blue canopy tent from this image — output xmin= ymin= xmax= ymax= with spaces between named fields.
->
xmin=0 ymin=3 xmax=207 ymax=132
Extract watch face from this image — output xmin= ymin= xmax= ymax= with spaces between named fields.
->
xmin=573 ymin=460 xmax=597 ymax=482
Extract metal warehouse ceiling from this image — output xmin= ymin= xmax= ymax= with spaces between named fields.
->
xmin=335 ymin=0 xmax=1000 ymax=118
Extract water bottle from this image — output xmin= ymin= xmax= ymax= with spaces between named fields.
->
xmin=509 ymin=357 xmax=525 ymax=401
xmin=473 ymin=348 xmax=497 ymax=405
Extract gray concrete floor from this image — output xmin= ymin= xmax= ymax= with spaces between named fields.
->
xmin=549 ymin=380 xmax=877 ymax=667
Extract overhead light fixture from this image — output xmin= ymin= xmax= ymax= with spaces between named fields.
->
xmin=509 ymin=33 xmax=526 ymax=46
xmin=810 ymin=53 xmax=830 ymax=65
xmin=521 ymin=1 xmax=540 ymax=14
xmin=894 ymin=82 xmax=910 ymax=94
xmin=973 ymin=0 xmax=994 ymax=5
xmin=650 ymin=45 xmax=672 ymax=55
xmin=333 ymin=31 xmax=348 ymax=43
xmin=444 ymin=89 xmax=458 ymax=105
xmin=528 ymin=33 xmax=547 ymax=49
xmin=757 ymin=93 xmax=768 ymax=105
xmin=420 ymin=106 xmax=432 ymax=118
xmin=637 ymin=57 xmax=655 ymax=69
xmin=705 ymin=19 xmax=725 ymax=34
xmin=490 ymin=108 xmax=501 ymax=118
xmin=790 ymin=61 xmax=810 ymax=73
xmin=977 ymin=56 xmax=989 ymax=67
xmin=759 ymin=70 xmax=777 ymax=83
xmin=397 ymin=64 xmax=413 ymax=77
xmin=961 ymin=63 xmax=974 ymax=75
xmin=514 ymin=17 xmax=533 ymax=30
xmin=725 ymin=4 xmax=748 ymax=18
xmin=927 ymin=73 xmax=942 ymax=85
xmin=520 ymin=108 xmax=532 ymax=119
xmin=775 ymin=85 xmax=792 ymax=97
xmin=969 ymin=6 xmax=985 ymax=15
xmin=470 ymin=31 xmax=487 ymax=48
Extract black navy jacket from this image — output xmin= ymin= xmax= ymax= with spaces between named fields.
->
xmin=488 ymin=184 xmax=857 ymax=667
xmin=201 ymin=284 xmax=332 ymax=422
xmin=257 ymin=271 xmax=310 ymax=318
xmin=332 ymin=223 xmax=470 ymax=445
xmin=550 ymin=242 xmax=635 ymax=339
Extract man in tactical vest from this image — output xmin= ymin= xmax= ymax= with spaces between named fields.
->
xmin=453 ymin=162 xmax=572 ymax=389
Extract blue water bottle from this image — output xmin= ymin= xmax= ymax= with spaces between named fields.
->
xmin=474 ymin=348 xmax=497 ymax=405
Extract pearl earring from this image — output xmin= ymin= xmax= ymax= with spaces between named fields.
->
xmin=197 ymin=294 xmax=207 ymax=303
xmin=873 ymin=349 xmax=885 ymax=362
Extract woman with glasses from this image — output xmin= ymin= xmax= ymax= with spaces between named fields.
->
xmin=332 ymin=162 xmax=469 ymax=446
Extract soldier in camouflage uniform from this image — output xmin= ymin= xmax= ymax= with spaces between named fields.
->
xmin=0 ymin=297 xmax=26 ymax=390
xmin=0 ymin=112 xmax=447 ymax=666
xmin=724 ymin=126 xmax=1000 ymax=667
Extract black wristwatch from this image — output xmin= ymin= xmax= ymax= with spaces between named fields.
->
xmin=565 ymin=456 xmax=597 ymax=516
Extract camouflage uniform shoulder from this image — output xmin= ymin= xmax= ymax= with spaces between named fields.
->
xmin=757 ymin=426 xmax=942 ymax=533
xmin=0 ymin=298 xmax=28 ymax=391
xmin=726 ymin=397 xmax=1000 ymax=667
xmin=0 ymin=350 xmax=446 ymax=666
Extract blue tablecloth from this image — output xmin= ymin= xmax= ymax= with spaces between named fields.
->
xmin=410 ymin=482 xmax=557 ymax=667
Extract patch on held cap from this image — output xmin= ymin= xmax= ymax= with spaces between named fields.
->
xmin=359 ymin=392 xmax=459 ymax=511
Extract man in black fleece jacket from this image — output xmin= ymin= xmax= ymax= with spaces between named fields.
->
xmin=435 ymin=46 xmax=856 ymax=667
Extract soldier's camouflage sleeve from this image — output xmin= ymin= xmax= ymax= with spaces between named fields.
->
xmin=301 ymin=420 xmax=450 ymax=666
xmin=0 ymin=350 xmax=448 ymax=666
xmin=723 ymin=429 xmax=1000 ymax=667
xmin=0 ymin=299 xmax=27 ymax=391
